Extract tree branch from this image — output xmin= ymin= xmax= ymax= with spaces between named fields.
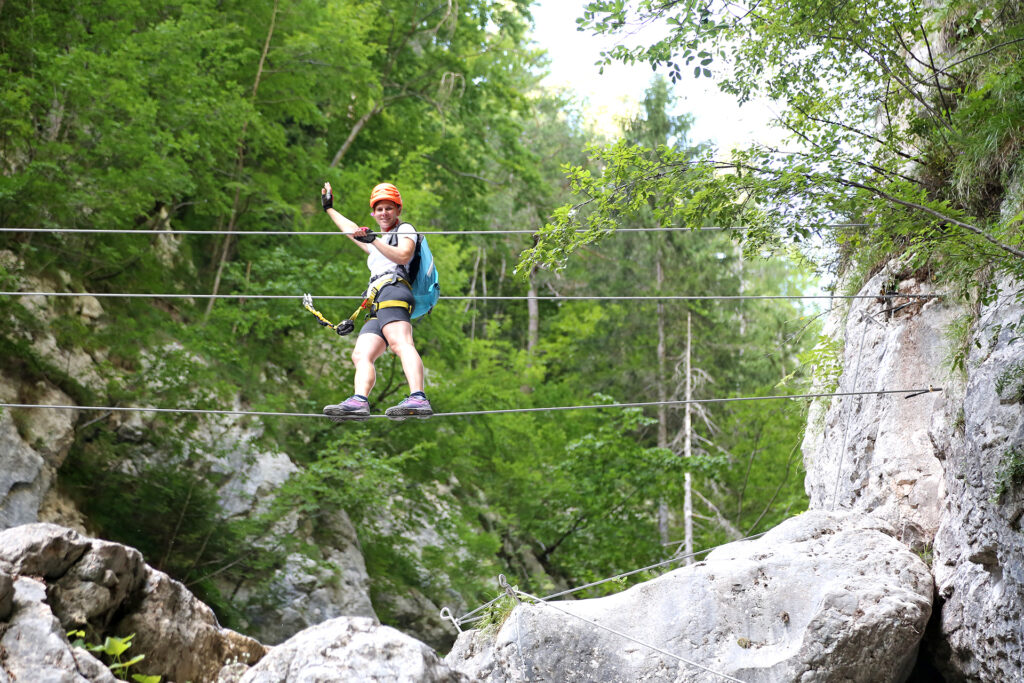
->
xmin=728 ymin=158 xmax=1024 ymax=260
xmin=421 ymin=153 xmax=504 ymax=186
xmin=787 ymin=101 xmax=925 ymax=165
xmin=692 ymin=488 xmax=743 ymax=539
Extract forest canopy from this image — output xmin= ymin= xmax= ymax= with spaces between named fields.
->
xmin=6 ymin=0 xmax=1012 ymax=640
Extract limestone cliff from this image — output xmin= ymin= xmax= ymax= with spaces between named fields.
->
xmin=801 ymin=267 xmax=1023 ymax=680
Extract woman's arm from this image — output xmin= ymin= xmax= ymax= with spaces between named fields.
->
xmin=369 ymin=232 xmax=416 ymax=265
xmin=322 ymin=182 xmax=374 ymax=254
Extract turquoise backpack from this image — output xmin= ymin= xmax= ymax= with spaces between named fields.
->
xmin=387 ymin=230 xmax=440 ymax=319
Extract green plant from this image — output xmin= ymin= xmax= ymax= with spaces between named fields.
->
xmin=67 ymin=631 xmax=160 ymax=683
xmin=914 ymin=544 xmax=934 ymax=567
xmin=995 ymin=361 xmax=1024 ymax=404
xmin=945 ymin=313 xmax=977 ymax=377
xmin=991 ymin=447 xmax=1024 ymax=503
xmin=953 ymin=407 xmax=967 ymax=435
xmin=475 ymin=593 xmax=521 ymax=635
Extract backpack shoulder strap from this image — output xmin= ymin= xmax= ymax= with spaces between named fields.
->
xmin=386 ymin=222 xmax=418 ymax=246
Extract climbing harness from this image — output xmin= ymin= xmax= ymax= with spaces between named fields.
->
xmin=302 ymin=274 xmax=411 ymax=337
xmin=365 ymin=273 xmax=413 ymax=317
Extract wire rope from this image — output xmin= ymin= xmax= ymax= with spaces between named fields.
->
xmin=0 ymin=291 xmax=942 ymax=302
xmin=512 ymin=586 xmax=746 ymax=682
xmin=0 ymin=388 xmax=941 ymax=422
xmin=0 ymin=224 xmax=874 ymax=237
xmin=453 ymin=530 xmax=772 ymax=627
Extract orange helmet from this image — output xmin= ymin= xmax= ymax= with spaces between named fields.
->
xmin=369 ymin=183 xmax=402 ymax=209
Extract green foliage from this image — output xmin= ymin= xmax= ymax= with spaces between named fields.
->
xmin=560 ymin=0 xmax=1024 ymax=297
xmin=915 ymin=544 xmax=934 ymax=567
xmin=991 ymin=447 xmax=1024 ymax=502
xmin=67 ymin=631 xmax=160 ymax=683
xmin=945 ymin=312 xmax=978 ymax=377
xmin=2 ymin=0 xmax=820 ymax=644
xmin=475 ymin=593 xmax=520 ymax=635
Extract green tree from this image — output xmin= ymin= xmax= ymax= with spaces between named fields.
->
xmin=530 ymin=0 xmax=1024 ymax=293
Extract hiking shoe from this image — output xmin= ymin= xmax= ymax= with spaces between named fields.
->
xmin=323 ymin=396 xmax=370 ymax=422
xmin=384 ymin=395 xmax=433 ymax=421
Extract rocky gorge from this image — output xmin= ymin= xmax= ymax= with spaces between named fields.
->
xmin=1 ymin=262 xmax=1022 ymax=681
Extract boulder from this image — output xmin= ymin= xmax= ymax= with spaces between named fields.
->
xmin=228 ymin=616 xmax=467 ymax=683
xmin=0 ymin=575 xmax=116 ymax=682
xmin=446 ymin=511 xmax=932 ymax=683
xmin=0 ymin=523 xmax=266 ymax=683
xmin=115 ymin=570 xmax=266 ymax=683
xmin=802 ymin=267 xmax=958 ymax=550
xmin=0 ymin=523 xmax=90 ymax=578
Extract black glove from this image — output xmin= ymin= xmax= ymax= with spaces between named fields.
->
xmin=353 ymin=227 xmax=376 ymax=244
xmin=321 ymin=185 xmax=333 ymax=212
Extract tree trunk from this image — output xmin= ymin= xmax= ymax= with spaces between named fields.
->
xmin=527 ymin=271 xmax=539 ymax=353
xmin=683 ymin=311 xmax=694 ymax=564
xmin=656 ymin=254 xmax=670 ymax=545
xmin=330 ymin=104 xmax=382 ymax=168
xmin=206 ymin=0 xmax=279 ymax=320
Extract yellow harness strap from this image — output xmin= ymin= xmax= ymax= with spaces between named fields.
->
xmin=374 ymin=300 xmax=412 ymax=313
xmin=368 ymin=276 xmax=412 ymax=317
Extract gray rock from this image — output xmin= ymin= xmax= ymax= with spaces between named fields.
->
xmin=237 ymin=525 xmax=377 ymax=645
xmin=0 ymin=575 xmax=116 ymax=682
xmin=802 ymin=268 xmax=958 ymax=550
xmin=0 ymin=523 xmax=90 ymax=578
xmin=0 ymin=570 xmax=13 ymax=621
xmin=49 ymin=537 xmax=146 ymax=629
xmin=234 ymin=616 xmax=467 ymax=683
xmin=0 ymin=375 xmax=80 ymax=532
xmin=207 ymin=420 xmax=375 ymax=643
xmin=115 ymin=569 xmax=266 ymax=683
xmin=16 ymin=381 xmax=78 ymax=467
xmin=446 ymin=511 xmax=932 ymax=683
xmin=76 ymin=295 xmax=104 ymax=321
xmin=930 ymin=278 xmax=1024 ymax=681
xmin=0 ymin=523 xmax=266 ymax=683
xmin=375 ymin=585 xmax=454 ymax=652
xmin=0 ymin=409 xmax=47 ymax=530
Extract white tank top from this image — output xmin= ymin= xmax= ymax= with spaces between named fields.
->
xmin=366 ymin=222 xmax=417 ymax=280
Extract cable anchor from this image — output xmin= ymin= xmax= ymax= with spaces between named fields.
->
xmin=498 ymin=574 xmax=521 ymax=605
xmin=439 ymin=606 xmax=462 ymax=633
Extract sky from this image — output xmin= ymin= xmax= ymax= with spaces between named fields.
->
xmin=528 ymin=1 xmax=782 ymax=151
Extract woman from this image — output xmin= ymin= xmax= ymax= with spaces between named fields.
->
xmin=319 ymin=181 xmax=432 ymax=421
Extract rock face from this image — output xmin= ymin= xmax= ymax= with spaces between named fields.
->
xmin=930 ymin=278 xmax=1024 ymax=681
xmin=446 ymin=511 xmax=933 ymax=683
xmin=205 ymin=415 xmax=377 ymax=643
xmin=0 ymin=523 xmax=266 ymax=683
xmin=801 ymin=267 xmax=958 ymax=550
xmin=0 ymin=364 xmax=377 ymax=647
xmin=0 ymin=372 xmax=80 ymax=531
xmin=802 ymin=271 xmax=1024 ymax=680
xmin=225 ymin=616 xmax=468 ymax=683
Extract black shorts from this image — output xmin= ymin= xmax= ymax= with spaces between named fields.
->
xmin=359 ymin=283 xmax=413 ymax=341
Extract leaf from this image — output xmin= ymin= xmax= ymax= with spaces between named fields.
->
xmin=102 ymin=634 xmax=134 ymax=658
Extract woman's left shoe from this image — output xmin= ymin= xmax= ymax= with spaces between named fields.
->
xmin=384 ymin=395 xmax=433 ymax=420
